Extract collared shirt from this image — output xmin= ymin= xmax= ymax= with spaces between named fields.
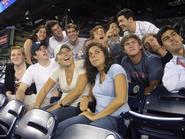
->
xmin=162 ymin=45 xmax=185 ymax=93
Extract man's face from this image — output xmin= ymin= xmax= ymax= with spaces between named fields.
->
xmin=34 ymin=46 xmax=49 ymax=61
xmin=93 ymin=28 xmax=106 ymax=44
xmin=117 ymin=15 xmax=130 ymax=32
xmin=123 ymin=38 xmax=142 ymax=57
xmin=161 ymin=29 xmax=183 ymax=53
xmin=51 ymin=24 xmax=63 ymax=38
xmin=66 ymin=28 xmax=79 ymax=43
xmin=143 ymin=35 xmax=161 ymax=52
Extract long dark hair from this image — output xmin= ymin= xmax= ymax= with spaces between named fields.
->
xmin=85 ymin=42 xmax=114 ymax=84
xmin=31 ymin=25 xmax=47 ymax=42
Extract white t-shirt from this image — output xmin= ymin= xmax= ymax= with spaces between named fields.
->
xmin=124 ymin=21 xmax=159 ymax=39
xmin=50 ymin=60 xmax=89 ymax=107
xmin=21 ymin=58 xmax=58 ymax=98
xmin=48 ymin=31 xmax=68 ymax=58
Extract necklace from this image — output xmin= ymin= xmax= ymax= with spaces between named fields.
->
xmin=65 ymin=70 xmax=74 ymax=85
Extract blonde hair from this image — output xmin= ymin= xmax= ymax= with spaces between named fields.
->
xmin=10 ymin=46 xmax=25 ymax=57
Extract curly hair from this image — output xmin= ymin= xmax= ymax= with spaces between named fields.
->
xmin=85 ymin=42 xmax=113 ymax=84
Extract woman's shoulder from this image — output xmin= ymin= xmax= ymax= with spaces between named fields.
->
xmin=109 ymin=64 xmax=126 ymax=76
xmin=110 ymin=64 xmax=123 ymax=70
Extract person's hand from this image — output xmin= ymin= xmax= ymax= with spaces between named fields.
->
xmin=80 ymin=109 xmax=96 ymax=121
xmin=80 ymin=96 xmax=89 ymax=112
xmin=144 ymin=86 xmax=156 ymax=96
xmin=46 ymin=103 xmax=60 ymax=112
xmin=6 ymin=91 xmax=15 ymax=100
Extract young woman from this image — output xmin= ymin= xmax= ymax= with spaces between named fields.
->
xmin=24 ymin=25 xmax=47 ymax=64
xmin=53 ymin=42 xmax=130 ymax=138
xmin=34 ymin=44 xmax=89 ymax=122
xmin=4 ymin=46 xmax=35 ymax=100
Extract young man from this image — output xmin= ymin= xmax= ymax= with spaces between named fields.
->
xmin=117 ymin=8 xmax=159 ymax=39
xmin=121 ymin=34 xmax=163 ymax=95
xmin=46 ymin=20 xmax=68 ymax=58
xmin=142 ymin=33 xmax=172 ymax=66
xmin=65 ymin=23 xmax=86 ymax=61
xmin=90 ymin=25 xmax=108 ymax=45
xmin=157 ymin=25 xmax=185 ymax=93
xmin=16 ymin=41 xmax=59 ymax=108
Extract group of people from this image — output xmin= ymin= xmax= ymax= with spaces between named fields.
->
xmin=2 ymin=8 xmax=185 ymax=137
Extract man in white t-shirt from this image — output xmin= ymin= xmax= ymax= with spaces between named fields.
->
xmin=117 ymin=8 xmax=159 ymax=39
xmin=46 ymin=20 xmax=68 ymax=58
xmin=65 ymin=23 xmax=86 ymax=61
xmin=16 ymin=41 xmax=59 ymax=108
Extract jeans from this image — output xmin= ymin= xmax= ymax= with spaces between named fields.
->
xmin=42 ymin=104 xmax=81 ymax=123
xmin=52 ymin=106 xmax=81 ymax=122
xmin=53 ymin=115 xmax=119 ymax=139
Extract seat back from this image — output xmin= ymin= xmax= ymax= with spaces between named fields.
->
xmin=13 ymin=109 xmax=56 ymax=139
xmin=144 ymin=85 xmax=185 ymax=116
xmin=127 ymin=86 xmax=185 ymax=139
xmin=0 ymin=100 xmax=25 ymax=137
xmin=61 ymin=124 xmax=123 ymax=139
xmin=128 ymin=83 xmax=145 ymax=112
xmin=128 ymin=111 xmax=185 ymax=139
xmin=0 ymin=94 xmax=8 ymax=109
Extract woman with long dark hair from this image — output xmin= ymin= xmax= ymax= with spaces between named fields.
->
xmin=24 ymin=25 xmax=47 ymax=64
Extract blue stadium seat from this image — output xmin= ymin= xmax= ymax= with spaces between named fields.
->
xmin=128 ymin=110 xmax=185 ymax=139
xmin=128 ymin=83 xmax=145 ymax=112
xmin=127 ymin=85 xmax=185 ymax=139
xmin=144 ymin=85 xmax=185 ymax=116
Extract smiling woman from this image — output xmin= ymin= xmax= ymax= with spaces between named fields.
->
xmin=4 ymin=46 xmax=36 ymax=100
xmin=34 ymin=44 xmax=90 ymax=123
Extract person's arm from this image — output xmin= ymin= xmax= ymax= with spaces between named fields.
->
xmin=23 ymin=39 xmax=33 ymax=64
xmin=80 ymin=85 xmax=94 ymax=112
xmin=146 ymin=55 xmax=163 ymax=95
xmin=16 ymin=82 xmax=29 ymax=101
xmin=47 ymin=73 xmax=88 ymax=112
xmin=81 ymin=73 xmax=127 ymax=121
xmin=34 ymin=78 xmax=56 ymax=108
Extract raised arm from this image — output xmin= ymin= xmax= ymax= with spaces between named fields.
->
xmin=23 ymin=39 xmax=33 ymax=64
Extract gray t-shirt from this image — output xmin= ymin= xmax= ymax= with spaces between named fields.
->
xmin=121 ymin=51 xmax=163 ymax=87
xmin=92 ymin=64 xmax=130 ymax=117
xmin=65 ymin=38 xmax=86 ymax=61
